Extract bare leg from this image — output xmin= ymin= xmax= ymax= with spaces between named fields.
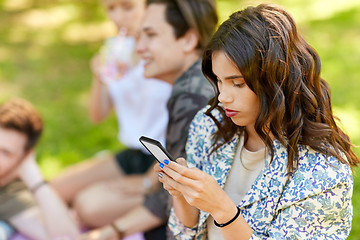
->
xmin=118 ymin=205 xmax=164 ymax=237
xmin=73 ymin=179 xmax=144 ymax=228
xmin=78 ymin=205 xmax=163 ymax=239
xmin=50 ymin=152 xmax=122 ymax=203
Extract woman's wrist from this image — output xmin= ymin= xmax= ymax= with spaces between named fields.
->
xmin=214 ymin=206 xmax=240 ymax=227
xmin=172 ymin=194 xmax=199 ymax=228
xmin=211 ymin=201 xmax=238 ymax=225
xmin=172 ymin=192 xmax=186 ymax=202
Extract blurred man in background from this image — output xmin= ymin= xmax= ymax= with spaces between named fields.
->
xmin=0 ymin=98 xmax=79 ymax=240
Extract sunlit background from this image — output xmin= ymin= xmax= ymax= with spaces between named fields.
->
xmin=1 ymin=0 xmax=359 ymax=238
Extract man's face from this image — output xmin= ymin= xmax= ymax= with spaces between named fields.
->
xmin=136 ymin=3 xmax=188 ymax=84
xmin=0 ymin=127 xmax=27 ymax=184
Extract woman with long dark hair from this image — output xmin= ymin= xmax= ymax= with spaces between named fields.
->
xmin=155 ymin=4 xmax=359 ymax=239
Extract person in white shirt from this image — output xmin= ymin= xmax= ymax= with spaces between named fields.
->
xmin=50 ymin=0 xmax=172 ymax=229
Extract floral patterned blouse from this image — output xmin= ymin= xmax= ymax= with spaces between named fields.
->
xmin=168 ymin=107 xmax=353 ymax=240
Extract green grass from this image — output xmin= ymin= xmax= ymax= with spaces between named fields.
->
xmin=1 ymin=0 xmax=360 ymax=238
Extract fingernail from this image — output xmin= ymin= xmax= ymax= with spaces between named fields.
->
xmin=158 ymin=173 xmax=163 ymax=178
xmin=164 ymin=159 xmax=169 ymax=165
xmin=159 ymin=163 xmax=164 ymax=168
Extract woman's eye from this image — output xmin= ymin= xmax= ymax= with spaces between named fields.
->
xmin=233 ymin=82 xmax=244 ymax=88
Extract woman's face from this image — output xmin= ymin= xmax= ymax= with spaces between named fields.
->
xmin=212 ymin=51 xmax=260 ymax=130
xmin=103 ymin=0 xmax=145 ymax=37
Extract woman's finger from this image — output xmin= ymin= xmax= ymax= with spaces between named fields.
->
xmin=154 ymin=162 xmax=162 ymax=173
xmin=158 ymin=172 xmax=183 ymax=197
xmin=160 ymin=164 xmax=196 ymax=188
xmin=161 ymin=161 xmax=203 ymax=185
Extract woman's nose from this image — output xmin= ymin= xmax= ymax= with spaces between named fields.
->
xmin=218 ymin=86 xmax=232 ymax=103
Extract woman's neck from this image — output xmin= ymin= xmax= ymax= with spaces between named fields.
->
xmin=244 ymin=126 xmax=266 ymax=152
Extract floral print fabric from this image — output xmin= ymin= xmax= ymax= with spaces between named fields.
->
xmin=168 ymin=107 xmax=353 ymax=240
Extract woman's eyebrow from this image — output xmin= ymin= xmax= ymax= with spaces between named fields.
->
xmin=224 ymin=75 xmax=244 ymax=80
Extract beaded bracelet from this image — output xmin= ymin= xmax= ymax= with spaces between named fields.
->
xmin=214 ymin=206 xmax=241 ymax=228
xmin=30 ymin=180 xmax=48 ymax=194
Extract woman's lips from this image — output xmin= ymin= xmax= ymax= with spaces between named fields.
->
xmin=225 ymin=108 xmax=239 ymax=117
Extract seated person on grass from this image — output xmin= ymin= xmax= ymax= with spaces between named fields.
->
xmin=79 ymin=0 xmax=218 ymax=239
xmin=0 ymin=98 xmax=79 ymax=240
xmin=50 ymin=0 xmax=172 ymax=229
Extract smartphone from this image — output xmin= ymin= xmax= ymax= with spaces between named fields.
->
xmin=139 ymin=136 xmax=175 ymax=163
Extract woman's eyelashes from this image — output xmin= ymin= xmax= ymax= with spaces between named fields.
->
xmin=216 ymin=78 xmax=245 ymax=88
xmin=233 ymin=82 xmax=245 ymax=88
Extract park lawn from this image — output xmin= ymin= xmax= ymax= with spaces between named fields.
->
xmin=1 ymin=0 xmax=359 ymax=238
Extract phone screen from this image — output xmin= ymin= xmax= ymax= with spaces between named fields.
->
xmin=139 ymin=136 xmax=175 ymax=162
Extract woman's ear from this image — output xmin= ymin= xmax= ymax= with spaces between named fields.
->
xmin=182 ymin=28 xmax=200 ymax=53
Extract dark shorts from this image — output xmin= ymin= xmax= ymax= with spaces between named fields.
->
xmin=115 ymin=149 xmax=156 ymax=174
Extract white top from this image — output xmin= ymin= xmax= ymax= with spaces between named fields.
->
xmin=207 ymin=136 xmax=266 ymax=240
xmin=101 ymin=36 xmax=172 ymax=149
xmin=105 ymin=61 xmax=172 ymax=149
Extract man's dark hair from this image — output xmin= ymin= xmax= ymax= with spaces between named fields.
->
xmin=147 ymin=0 xmax=218 ymax=50
xmin=0 ymin=98 xmax=43 ymax=151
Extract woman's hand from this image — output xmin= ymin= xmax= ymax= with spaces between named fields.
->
xmin=154 ymin=158 xmax=234 ymax=218
xmin=154 ymin=158 xmax=186 ymax=198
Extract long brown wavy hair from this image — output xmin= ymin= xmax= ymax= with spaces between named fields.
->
xmin=202 ymin=4 xmax=359 ymax=173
